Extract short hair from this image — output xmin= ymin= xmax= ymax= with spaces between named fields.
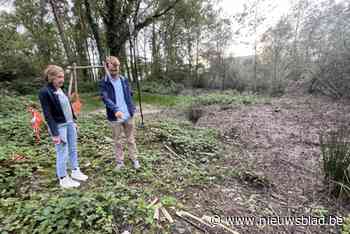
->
xmin=43 ymin=65 xmax=64 ymax=83
xmin=106 ymin=56 xmax=120 ymax=66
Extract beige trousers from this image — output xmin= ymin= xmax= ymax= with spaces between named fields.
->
xmin=109 ymin=118 xmax=138 ymax=162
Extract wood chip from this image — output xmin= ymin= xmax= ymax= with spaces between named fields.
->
xmin=154 ymin=206 xmax=160 ymax=220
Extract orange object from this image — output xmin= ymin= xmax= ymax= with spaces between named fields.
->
xmin=71 ymin=92 xmax=83 ymax=115
xmin=12 ymin=154 xmax=27 ymax=161
xmin=68 ymin=68 xmax=83 ymax=115
xmin=28 ymin=106 xmax=43 ymax=143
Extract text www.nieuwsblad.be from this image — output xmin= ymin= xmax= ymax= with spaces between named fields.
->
xmin=209 ymin=215 xmax=343 ymax=226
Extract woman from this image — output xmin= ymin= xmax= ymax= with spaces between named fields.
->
xmin=39 ymin=65 xmax=88 ymax=188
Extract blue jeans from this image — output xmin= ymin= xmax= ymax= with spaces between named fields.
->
xmin=54 ymin=122 xmax=79 ymax=178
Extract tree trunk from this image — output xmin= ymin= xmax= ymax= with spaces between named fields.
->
xmin=84 ymin=0 xmax=104 ymax=63
xmin=195 ymin=30 xmax=200 ymax=85
xmin=103 ymin=0 xmax=131 ymax=59
xmin=49 ymin=0 xmax=74 ymax=64
xmin=151 ymin=23 xmax=161 ymax=79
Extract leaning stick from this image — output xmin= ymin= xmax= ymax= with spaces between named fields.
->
xmin=147 ymin=197 xmax=159 ymax=208
xmin=176 ymin=211 xmax=212 ymax=228
xmin=176 ymin=210 xmax=240 ymax=234
xmin=68 ymin=72 xmax=74 ymax=99
xmin=175 ymin=212 xmax=208 ymax=233
xmin=164 ymin=145 xmax=200 ymax=170
xmin=160 ymin=207 xmax=174 ymax=223
xmin=154 ymin=206 xmax=160 ymax=220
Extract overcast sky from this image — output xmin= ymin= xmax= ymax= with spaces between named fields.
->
xmin=219 ymin=0 xmax=292 ymax=56
xmin=219 ymin=0 xmax=347 ymax=56
xmin=0 ymin=0 xmax=11 ymax=12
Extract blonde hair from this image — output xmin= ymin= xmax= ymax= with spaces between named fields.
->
xmin=106 ymin=56 xmax=120 ymax=66
xmin=43 ymin=65 xmax=64 ymax=83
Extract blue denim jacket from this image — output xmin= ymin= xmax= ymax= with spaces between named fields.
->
xmin=99 ymin=75 xmax=136 ymax=121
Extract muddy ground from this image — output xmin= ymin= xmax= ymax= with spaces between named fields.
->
xmin=150 ymin=94 xmax=350 ymax=234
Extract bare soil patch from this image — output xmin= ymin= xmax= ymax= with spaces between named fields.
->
xmin=184 ymin=95 xmax=350 ymax=233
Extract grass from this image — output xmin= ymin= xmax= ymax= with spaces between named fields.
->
xmin=20 ymin=88 xmax=265 ymax=114
xmin=134 ymin=90 xmax=265 ymax=109
xmin=343 ymin=215 xmax=350 ymax=234
xmin=79 ymin=93 xmax=104 ymax=113
xmin=320 ymin=127 xmax=350 ymax=198
xmin=135 ymin=92 xmax=190 ymax=107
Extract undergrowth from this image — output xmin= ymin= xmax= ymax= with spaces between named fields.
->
xmin=320 ymin=126 xmax=350 ymax=199
xmin=0 ymin=95 xmax=223 ymax=233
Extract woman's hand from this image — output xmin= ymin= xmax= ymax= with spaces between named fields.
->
xmin=52 ymin=136 xmax=61 ymax=144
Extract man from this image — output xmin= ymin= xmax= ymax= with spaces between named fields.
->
xmin=100 ymin=56 xmax=140 ymax=169
xmin=39 ymin=65 xmax=88 ymax=188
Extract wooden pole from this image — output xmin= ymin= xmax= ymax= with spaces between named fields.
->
xmin=67 ymin=65 xmax=104 ymax=69
xmin=73 ymin=62 xmax=78 ymax=94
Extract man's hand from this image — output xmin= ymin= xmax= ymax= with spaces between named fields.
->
xmin=52 ymin=136 xmax=61 ymax=145
xmin=115 ymin=111 xmax=124 ymax=119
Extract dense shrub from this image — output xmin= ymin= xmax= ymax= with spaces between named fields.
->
xmin=310 ymin=53 xmax=350 ymax=99
xmin=150 ymin=120 xmax=220 ymax=161
xmin=0 ymin=95 xmax=32 ymax=118
xmin=7 ymin=78 xmax=43 ymax=95
xmin=137 ymin=79 xmax=184 ymax=95
xmin=76 ymin=81 xmax=100 ymax=93
xmin=0 ymin=190 xmax=151 ymax=233
xmin=193 ymin=93 xmax=258 ymax=106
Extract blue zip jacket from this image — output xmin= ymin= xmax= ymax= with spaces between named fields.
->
xmin=99 ymin=75 xmax=136 ymax=121
xmin=38 ymin=83 xmax=77 ymax=137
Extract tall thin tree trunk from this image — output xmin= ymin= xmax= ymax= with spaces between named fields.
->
xmin=124 ymin=44 xmax=131 ymax=81
xmin=128 ymin=37 xmax=135 ymax=81
xmin=84 ymin=0 xmax=104 ymax=63
xmin=253 ymin=0 xmax=259 ymax=92
xmin=49 ymin=0 xmax=74 ymax=64
xmin=151 ymin=23 xmax=161 ymax=79
xmin=222 ymin=53 xmax=226 ymax=91
xmin=143 ymin=29 xmax=148 ymax=78
xmin=187 ymin=35 xmax=193 ymax=83
xmin=195 ymin=30 xmax=200 ymax=85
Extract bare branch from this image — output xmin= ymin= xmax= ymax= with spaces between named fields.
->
xmin=134 ymin=0 xmax=180 ymax=33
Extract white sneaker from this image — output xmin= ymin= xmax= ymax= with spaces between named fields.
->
xmin=59 ymin=175 xmax=80 ymax=188
xmin=67 ymin=176 xmax=81 ymax=187
xmin=71 ymin=168 xmax=88 ymax=181
xmin=133 ymin=160 xmax=141 ymax=169
xmin=115 ymin=161 xmax=125 ymax=170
